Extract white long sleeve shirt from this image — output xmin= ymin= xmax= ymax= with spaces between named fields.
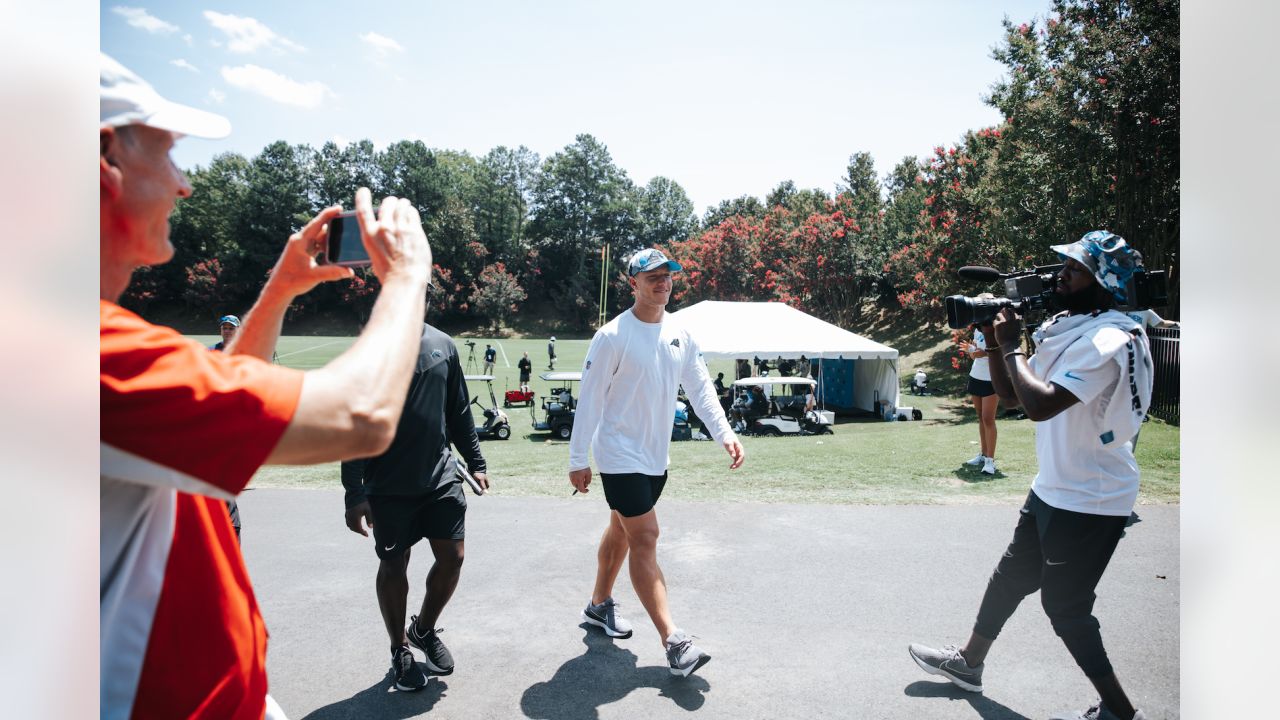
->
xmin=568 ymin=308 xmax=735 ymax=474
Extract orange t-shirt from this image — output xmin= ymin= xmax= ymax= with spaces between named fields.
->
xmin=101 ymin=300 xmax=303 ymax=720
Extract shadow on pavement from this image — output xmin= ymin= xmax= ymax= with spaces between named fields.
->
xmin=302 ymin=668 xmax=447 ymax=720
xmin=904 ymin=680 xmax=1031 ymax=720
xmin=520 ymin=625 xmax=710 ymax=720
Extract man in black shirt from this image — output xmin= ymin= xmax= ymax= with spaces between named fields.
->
xmin=518 ymin=352 xmax=532 ymax=393
xmin=482 ymin=343 xmax=497 ymax=374
xmin=341 ymin=323 xmax=489 ymax=692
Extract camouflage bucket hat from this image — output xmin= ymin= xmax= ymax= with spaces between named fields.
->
xmin=1050 ymin=230 xmax=1143 ymax=303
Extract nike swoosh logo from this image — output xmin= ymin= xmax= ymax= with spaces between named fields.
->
xmin=1045 ymin=559 xmax=1067 ymax=566
xmin=384 ymin=544 xmax=396 ymax=552
xmin=1063 ymin=371 xmax=1083 ymax=381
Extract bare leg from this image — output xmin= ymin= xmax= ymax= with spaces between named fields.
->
xmin=412 ymin=539 xmax=465 ymax=632
xmin=971 ymin=395 xmax=987 ymax=456
xmin=1090 ymin=672 xmax=1137 ymax=719
xmin=376 ymin=548 xmax=412 ymax=647
xmin=960 ymin=630 xmax=993 ymax=668
xmin=979 ymin=394 xmax=998 ymax=459
xmin=591 ymin=510 xmax=629 ymax=605
xmin=617 ymin=509 xmax=676 ymax=644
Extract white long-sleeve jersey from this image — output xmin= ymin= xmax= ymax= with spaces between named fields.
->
xmin=568 ymin=308 xmax=735 ymax=474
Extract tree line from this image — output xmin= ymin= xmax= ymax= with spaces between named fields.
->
xmin=124 ymin=0 xmax=1177 ymax=332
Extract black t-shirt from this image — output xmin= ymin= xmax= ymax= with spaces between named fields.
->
xmin=484 ymin=347 xmax=496 ymax=363
xmin=518 ymin=357 xmax=531 ymax=378
xmin=341 ymin=324 xmax=486 ymax=507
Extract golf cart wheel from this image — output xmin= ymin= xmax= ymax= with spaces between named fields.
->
xmin=555 ymin=425 xmax=572 ymax=440
xmin=761 ymin=426 xmax=781 ymax=436
xmin=496 ymin=425 xmax=511 ymax=440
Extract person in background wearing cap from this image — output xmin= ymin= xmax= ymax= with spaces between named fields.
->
xmin=568 ymin=247 xmax=745 ymax=678
xmin=211 ymin=314 xmax=241 ymax=351
xmin=207 ymin=313 xmax=245 ymax=540
xmin=909 ymin=231 xmax=1155 ymax=720
xmin=548 ymin=335 xmax=557 ymax=370
xmin=100 ymin=54 xmax=435 ymax=720
xmin=482 ymin=343 xmax=497 ymax=375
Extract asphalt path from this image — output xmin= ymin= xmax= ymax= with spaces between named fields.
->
xmin=239 ymin=489 xmax=1179 ymax=720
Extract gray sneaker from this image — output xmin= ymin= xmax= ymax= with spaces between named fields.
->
xmin=665 ymin=630 xmax=710 ymax=677
xmin=1050 ymin=702 xmax=1147 ymax=720
xmin=581 ymin=597 xmax=633 ymax=638
xmin=908 ymin=642 xmax=984 ymax=692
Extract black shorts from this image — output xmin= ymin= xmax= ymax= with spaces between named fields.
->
xmin=519 ymin=372 xmax=530 ymax=383
xmin=601 ymin=472 xmax=668 ymax=518
xmin=967 ymin=376 xmax=995 ymax=398
xmin=367 ymin=482 xmax=466 ymax=560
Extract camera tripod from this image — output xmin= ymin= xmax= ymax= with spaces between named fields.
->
xmin=464 ymin=342 xmax=479 ymax=374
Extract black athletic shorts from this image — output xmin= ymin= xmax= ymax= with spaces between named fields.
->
xmin=967 ymin=376 xmax=995 ymax=398
xmin=367 ymin=482 xmax=466 ymax=560
xmin=601 ymin=471 xmax=668 ymax=518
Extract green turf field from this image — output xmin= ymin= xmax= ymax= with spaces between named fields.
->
xmin=189 ymin=333 xmax=1179 ymax=506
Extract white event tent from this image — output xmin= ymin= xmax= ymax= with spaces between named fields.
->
xmin=670 ymin=301 xmax=900 ymax=413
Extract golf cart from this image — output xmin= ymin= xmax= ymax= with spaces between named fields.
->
xmin=729 ymin=376 xmax=833 ymax=436
xmin=464 ymin=374 xmax=511 ymax=441
xmin=531 ymin=371 xmax=581 ymax=440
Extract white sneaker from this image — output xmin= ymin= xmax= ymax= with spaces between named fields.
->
xmin=982 ymin=457 xmax=997 ymax=475
xmin=965 ymin=454 xmax=985 ymax=466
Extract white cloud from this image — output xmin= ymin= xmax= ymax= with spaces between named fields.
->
xmin=220 ymin=64 xmax=331 ymax=109
xmin=331 ymin=134 xmax=350 ymax=148
xmin=359 ymin=31 xmax=404 ymax=57
xmin=207 ymin=89 xmax=226 ymax=105
xmin=183 ymin=33 xmax=193 ymax=47
xmin=203 ymin=11 xmax=305 ymax=54
xmin=170 ymin=58 xmax=199 ymax=73
xmin=112 ymin=6 xmax=179 ymax=34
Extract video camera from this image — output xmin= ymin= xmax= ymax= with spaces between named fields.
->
xmin=945 ymin=264 xmax=1168 ymax=329
xmin=464 ymin=340 xmax=477 ymax=349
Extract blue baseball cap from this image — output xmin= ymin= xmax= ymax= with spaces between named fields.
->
xmin=218 ymin=315 xmax=241 ymax=328
xmin=1051 ymin=230 xmax=1143 ymax=303
xmin=627 ymin=248 xmax=683 ymax=277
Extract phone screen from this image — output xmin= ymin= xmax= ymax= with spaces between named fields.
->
xmin=324 ymin=212 xmax=371 ymax=267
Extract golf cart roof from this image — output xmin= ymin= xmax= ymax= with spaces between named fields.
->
xmin=463 ymin=374 xmax=496 ymax=382
xmin=731 ymin=376 xmax=817 ymax=388
xmin=539 ymin=371 xmax=582 ymax=382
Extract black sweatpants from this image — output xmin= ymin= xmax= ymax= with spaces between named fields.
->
xmin=973 ymin=490 xmax=1128 ymax=678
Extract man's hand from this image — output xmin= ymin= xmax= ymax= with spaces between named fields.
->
xmin=354 ymin=187 xmax=432 ymax=285
xmin=724 ymin=438 xmax=745 ymax=469
xmin=991 ymin=308 xmax=1023 ymax=348
xmin=345 ymin=501 xmax=374 ymax=537
xmin=569 ymin=467 xmax=592 ymax=494
xmin=472 ymin=471 xmax=490 ymax=492
xmin=264 ymin=204 xmax=356 ymax=300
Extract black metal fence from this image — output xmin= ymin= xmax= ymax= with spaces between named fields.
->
xmin=1147 ymin=326 xmax=1179 ymax=425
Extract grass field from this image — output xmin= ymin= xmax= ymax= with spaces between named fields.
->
xmin=191 ymin=330 xmax=1179 ymax=506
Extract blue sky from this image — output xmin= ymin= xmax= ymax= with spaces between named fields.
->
xmin=101 ymin=0 xmax=1049 ymax=213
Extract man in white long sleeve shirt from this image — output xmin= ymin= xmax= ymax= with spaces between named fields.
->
xmin=568 ymin=247 xmax=745 ymax=678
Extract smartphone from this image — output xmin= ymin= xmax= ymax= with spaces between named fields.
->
xmin=321 ymin=211 xmax=372 ymax=267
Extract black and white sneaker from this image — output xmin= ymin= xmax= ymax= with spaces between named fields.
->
xmin=908 ymin=642 xmax=984 ymax=692
xmin=665 ymin=630 xmax=710 ymax=677
xmin=391 ymin=644 xmax=427 ymax=691
xmin=407 ymin=616 xmax=455 ymax=675
xmin=581 ymin=597 xmax=634 ymax=638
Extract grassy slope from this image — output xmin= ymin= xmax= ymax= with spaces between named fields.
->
xmin=217 ymin=312 xmax=1178 ymax=506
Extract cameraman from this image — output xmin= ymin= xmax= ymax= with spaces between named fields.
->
xmin=909 ymin=231 xmax=1154 ymax=720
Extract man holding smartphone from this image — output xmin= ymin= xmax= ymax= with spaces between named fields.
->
xmin=100 ymin=54 xmax=435 ymax=720
xmin=341 ymin=327 xmax=490 ymax=692
xmin=568 ymin=248 xmax=744 ymax=679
